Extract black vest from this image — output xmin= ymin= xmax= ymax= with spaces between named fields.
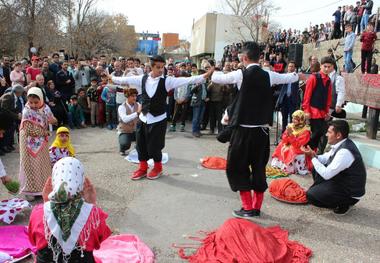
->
xmin=141 ymin=75 xmax=168 ymax=116
xmin=327 ymin=139 xmax=366 ymax=197
xmin=310 ymin=73 xmax=330 ymax=110
xmin=230 ymin=66 xmax=273 ymax=126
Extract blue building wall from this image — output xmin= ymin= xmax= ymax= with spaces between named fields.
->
xmin=137 ymin=40 xmax=159 ymax=56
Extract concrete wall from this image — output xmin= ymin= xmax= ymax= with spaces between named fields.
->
xmin=190 ymin=13 xmax=217 ymax=57
xmin=302 ymin=33 xmax=380 ymax=71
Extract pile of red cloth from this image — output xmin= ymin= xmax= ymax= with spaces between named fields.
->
xmin=178 ymin=218 xmax=312 ymax=263
xmin=200 ymin=157 xmax=227 ymax=170
xmin=269 ymin=178 xmax=308 ymax=204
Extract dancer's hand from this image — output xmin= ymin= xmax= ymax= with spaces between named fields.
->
xmin=83 ymin=177 xmax=97 ymax=205
xmin=42 ymin=177 xmax=53 ymax=203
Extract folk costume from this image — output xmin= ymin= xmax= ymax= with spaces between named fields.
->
xmin=211 ymin=57 xmax=299 ymax=217
xmin=271 ymin=110 xmax=311 ymax=175
xmin=49 ymin=127 xmax=75 ymax=166
xmin=112 ymin=56 xmax=206 ymax=180
xmin=19 ymin=88 xmax=54 ymax=196
xmin=28 ymin=157 xmax=111 ymax=263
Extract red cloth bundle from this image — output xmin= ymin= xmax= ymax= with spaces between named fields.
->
xmin=200 ymin=157 xmax=227 ymax=170
xmin=269 ymin=178 xmax=308 ymax=204
xmin=178 ymin=218 xmax=312 ymax=263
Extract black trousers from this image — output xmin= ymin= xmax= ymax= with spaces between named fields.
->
xmin=280 ymin=96 xmax=298 ymax=133
xmin=361 ymin=50 xmax=373 ymax=74
xmin=307 ymin=170 xmax=359 ymax=208
xmin=136 ymin=119 xmax=167 ymax=162
xmin=209 ymin=101 xmax=223 ymax=132
xmin=119 ymin=132 xmax=136 ymax=152
xmin=227 ymin=126 xmax=270 ymax=192
xmin=172 ymin=102 xmax=188 ymax=126
xmin=308 ymin=118 xmax=328 ymax=150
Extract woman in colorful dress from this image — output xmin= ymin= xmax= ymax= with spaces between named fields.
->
xmin=19 ymin=87 xmax=57 ymax=200
xmin=271 ymin=110 xmax=311 ymax=175
xmin=49 ymin=126 xmax=75 ymax=166
xmin=28 ymin=157 xmax=111 ymax=263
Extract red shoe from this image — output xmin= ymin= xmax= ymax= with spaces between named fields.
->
xmin=147 ymin=162 xmax=162 ymax=180
xmin=131 ymin=161 xmax=148 ymax=180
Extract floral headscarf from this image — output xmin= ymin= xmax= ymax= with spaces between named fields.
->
xmin=289 ymin=110 xmax=310 ymax=136
xmin=44 ymin=157 xmax=94 ymax=259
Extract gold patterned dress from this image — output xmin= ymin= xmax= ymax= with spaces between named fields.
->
xmin=19 ymin=104 xmax=53 ymax=196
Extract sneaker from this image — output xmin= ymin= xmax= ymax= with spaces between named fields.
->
xmin=169 ymin=125 xmax=176 ymax=132
xmin=131 ymin=162 xmax=148 ymax=180
xmin=333 ymin=205 xmax=352 ymax=215
xmin=232 ymin=208 xmax=260 ymax=218
xmin=192 ymin=132 xmax=201 ymax=138
xmin=120 ymin=151 xmax=126 ymax=156
xmin=180 ymin=125 xmax=185 ymax=132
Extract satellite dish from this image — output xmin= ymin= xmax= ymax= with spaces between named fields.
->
xmin=30 ymin=47 xmax=37 ymax=54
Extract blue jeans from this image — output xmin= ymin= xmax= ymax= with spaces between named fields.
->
xmin=344 ymin=51 xmax=353 ymax=73
xmin=192 ymin=104 xmax=205 ymax=133
xmin=360 ymin=13 xmax=369 ymax=32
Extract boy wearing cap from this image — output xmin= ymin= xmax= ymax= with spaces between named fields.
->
xmin=112 ymin=55 xmax=212 ymax=180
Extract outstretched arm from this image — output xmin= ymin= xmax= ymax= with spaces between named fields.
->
xmin=111 ymin=75 xmax=143 ymax=93
xmin=211 ymin=69 xmax=243 ymax=89
xmin=165 ymin=69 xmax=213 ymax=91
xmin=269 ymin=71 xmax=300 ymax=86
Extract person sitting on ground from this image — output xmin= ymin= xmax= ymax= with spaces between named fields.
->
xmin=271 ymin=110 xmax=311 ymax=175
xmin=302 ymin=120 xmax=367 ymax=214
xmin=117 ymin=88 xmax=141 ymax=156
xmin=68 ymin=95 xmax=86 ymax=129
xmin=49 ymin=127 xmax=75 ymax=166
xmin=28 ymin=157 xmax=112 ymax=263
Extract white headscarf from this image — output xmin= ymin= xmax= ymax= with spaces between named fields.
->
xmin=43 ymin=157 xmax=94 ymax=260
xmin=27 ymin=87 xmax=44 ymax=102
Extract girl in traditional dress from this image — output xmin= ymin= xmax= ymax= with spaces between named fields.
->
xmin=28 ymin=157 xmax=111 ymax=263
xmin=49 ymin=127 xmax=75 ymax=166
xmin=19 ymin=87 xmax=57 ymax=200
xmin=271 ymin=110 xmax=311 ymax=175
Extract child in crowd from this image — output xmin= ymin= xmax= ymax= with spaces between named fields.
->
xmin=49 ymin=127 xmax=75 ymax=166
xmin=28 ymin=157 xmax=111 ymax=262
xmin=77 ymin=88 xmax=90 ymax=124
xmin=271 ymin=110 xmax=311 ymax=175
xmin=87 ymin=78 xmax=99 ymax=127
xmin=68 ymin=95 xmax=86 ymax=129
xmin=96 ymin=74 xmax=108 ymax=128
xmin=19 ymin=87 xmax=57 ymax=201
xmin=101 ymin=79 xmax=117 ymax=130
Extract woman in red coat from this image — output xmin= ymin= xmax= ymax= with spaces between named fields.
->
xmin=271 ymin=110 xmax=311 ymax=175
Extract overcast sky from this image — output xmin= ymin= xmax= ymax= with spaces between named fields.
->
xmin=98 ymin=0 xmax=365 ymax=39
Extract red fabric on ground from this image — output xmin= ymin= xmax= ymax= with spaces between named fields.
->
xmin=239 ymin=191 xmax=253 ymax=210
xmin=253 ymin=191 xmax=264 ymax=210
xmin=269 ymin=179 xmax=307 ymax=203
xmin=201 ymin=157 xmax=227 ymax=170
xmin=178 ymin=218 xmax=312 ymax=263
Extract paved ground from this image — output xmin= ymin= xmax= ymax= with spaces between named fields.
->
xmin=1 ymin=125 xmax=380 ymax=262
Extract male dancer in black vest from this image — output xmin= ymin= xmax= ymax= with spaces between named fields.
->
xmin=302 ymin=120 xmax=366 ymax=214
xmin=211 ymin=42 xmax=303 ymax=218
xmin=111 ymin=55 xmax=212 ymax=180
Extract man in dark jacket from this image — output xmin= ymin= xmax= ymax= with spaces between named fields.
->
xmin=56 ymin=61 xmax=75 ymax=103
xmin=276 ymin=61 xmax=300 ymax=133
xmin=303 ymin=120 xmax=367 ymax=215
xmin=0 ymin=84 xmax=24 ymax=154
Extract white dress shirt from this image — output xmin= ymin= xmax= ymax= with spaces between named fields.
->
xmin=118 ymin=102 xmax=139 ymax=124
xmin=312 ymin=139 xmax=355 ymax=181
xmin=112 ymin=73 xmax=205 ymax=124
xmin=211 ymin=63 xmax=299 ymax=127
xmin=329 ymin=71 xmax=345 ymax=108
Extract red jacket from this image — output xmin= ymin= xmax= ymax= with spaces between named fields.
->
xmin=360 ymin=31 xmax=377 ymax=51
xmin=302 ymin=71 xmax=332 ymax=119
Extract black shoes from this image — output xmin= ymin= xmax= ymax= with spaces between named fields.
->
xmin=232 ymin=208 xmax=261 ymax=218
xmin=333 ymin=205 xmax=351 ymax=215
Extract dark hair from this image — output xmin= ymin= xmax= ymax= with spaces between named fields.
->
xmin=125 ymin=87 xmax=138 ymax=97
xmin=329 ymin=120 xmax=350 ymax=138
xmin=134 ymin=58 xmax=141 ymax=63
xmin=150 ymin=55 xmax=165 ymax=66
xmin=242 ymin=41 xmax=260 ymax=62
xmin=27 ymin=94 xmax=40 ymax=101
xmin=191 ymin=63 xmax=197 ymax=68
xmin=52 ymin=53 xmax=59 ymax=58
xmin=127 ymin=57 xmax=134 ymax=62
xmin=320 ymin=56 xmax=335 ymax=65
xmin=288 ymin=60 xmax=296 ymax=66
xmin=77 ymin=88 xmax=85 ymax=93
xmin=0 ymin=110 xmax=13 ymax=131
xmin=310 ymin=61 xmax=321 ymax=72
xmin=198 ymin=69 xmax=206 ymax=74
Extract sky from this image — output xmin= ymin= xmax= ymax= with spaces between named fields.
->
xmin=98 ymin=0 xmax=365 ymax=39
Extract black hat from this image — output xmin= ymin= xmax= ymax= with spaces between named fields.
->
xmin=331 ymin=109 xmax=347 ymax=119
xmin=70 ymin=95 xmax=78 ymax=100
xmin=149 ymin=55 xmax=165 ymax=63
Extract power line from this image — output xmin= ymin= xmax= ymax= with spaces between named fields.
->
xmin=272 ymin=0 xmax=343 ymax=18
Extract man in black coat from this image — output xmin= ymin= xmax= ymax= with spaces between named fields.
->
xmin=56 ymin=61 xmax=75 ymax=103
